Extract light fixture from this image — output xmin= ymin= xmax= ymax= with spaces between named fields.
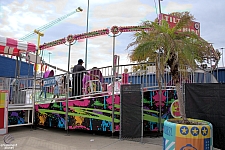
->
xmin=76 ymin=7 xmax=83 ymax=12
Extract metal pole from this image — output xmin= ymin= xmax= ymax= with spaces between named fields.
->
xmin=15 ymin=56 xmax=19 ymax=103
xmin=85 ymin=0 xmax=90 ymax=69
xmin=158 ymin=0 xmax=162 ymax=14
xmin=15 ymin=56 xmax=18 ymax=78
xmin=48 ymin=52 xmax=52 ymax=64
xmin=65 ymin=43 xmax=71 ymax=135
xmin=112 ymin=34 xmax=116 ymax=136
xmin=158 ymin=51 xmax=162 ymax=133
xmin=158 ymin=0 xmax=162 ymax=133
xmin=18 ymin=57 xmax=21 ymax=78
xmin=217 ymin=63 xmax=218 ymax=80
xmin=141 ymin=83 xmax=144 ymax=143
xmin=32 ymin=31 xmax=43 ymax=129
xmin=28 ymin=55 xmax=30 ymax=77
xmin=119 ymin=87 xmax=122 ymax=140
xmin=48 ymin=52 xmax=52 ymax=70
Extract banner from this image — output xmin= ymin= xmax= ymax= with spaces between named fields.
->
xmin=159 ymin=13 xmax=200 ymax=36
xmin=120 ymin=84 xmax=142 ymax=139
xmin=185 ymin=83 xmax=225 ymax=149
xmin=43 ymin=77 xmax=56 ymax=87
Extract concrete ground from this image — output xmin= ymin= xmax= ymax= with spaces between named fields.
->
xmin=0 ymin=126 xmax=162 ymax=150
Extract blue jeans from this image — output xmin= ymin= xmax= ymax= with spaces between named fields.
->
xmin=39 ymin=87 xmax=46 ymax=98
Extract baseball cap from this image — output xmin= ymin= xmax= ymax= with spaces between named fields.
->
xmin=78 ymin=59 xmax=84 ymax=63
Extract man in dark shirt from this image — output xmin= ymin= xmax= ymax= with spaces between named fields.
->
xmin=72 ymin=59 xmax=87 ymax=97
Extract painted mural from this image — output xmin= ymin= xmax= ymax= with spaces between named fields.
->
xmin=8 ymin=111 xmax=25 ymax=125
xmin=143 ymin=90 xmax=177 ymax=131
xmin=35 ymin=95 xmax=120 ymax=131
xmin=34 ymin=89 xmax=177 ymax=132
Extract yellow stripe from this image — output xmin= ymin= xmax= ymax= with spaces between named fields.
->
xmin=176 ymin=124 xmax=210 ymax=139
xmin=0 ymin=99 xmax=5 ymax=104
xmin=0 ymin=93 xmax=5 ymax=101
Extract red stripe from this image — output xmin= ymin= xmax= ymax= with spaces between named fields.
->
xmin=27 ymin=43 xmax=36 ymax=52
xmin=12 ymin=48 xmax=19 ymax=56
xmin=41 ymin=64 xmax=43 ymax=71
xmin=0 ymin=45 xmax=5 ymax=53
xmin=34 ymin=63 xmax=36 ymax=71
xmin=6 ymin=37 xmax=17 ymax=48
xmin=0 ymin=108 xmax=4 ymax=129
xmin=0 ymin=45 xmax=19 ymax=56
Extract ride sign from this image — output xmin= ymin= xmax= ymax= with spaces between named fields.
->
xmin=43 ymin=77 xmax=56 ymax=87
xmin=159 ymin=13 xmax=200 ymax=36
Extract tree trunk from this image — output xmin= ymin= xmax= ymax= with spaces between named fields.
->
xmin=167 ymin=52 xmax=187 ymax=121
xmin=175 ymin=82 xmax=186 ymax=120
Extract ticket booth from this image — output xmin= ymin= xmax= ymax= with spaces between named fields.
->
xmin=0 ymin=90 xmax=8 ymax=135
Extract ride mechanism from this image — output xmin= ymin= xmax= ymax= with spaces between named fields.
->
xmin=18 ymin=7 xmax=83 ymax=72
xmin=38 ymin=13 xmax=220 ymax=73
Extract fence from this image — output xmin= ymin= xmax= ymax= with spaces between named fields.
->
xmin=36 ymin=62 xmax=217 ymax=102
xmin=9 ymin=77 xmax=34 ymax=105
xmin=0 ymin=76 xmax=35 ymax=127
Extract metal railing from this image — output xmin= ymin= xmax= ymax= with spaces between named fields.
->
xmin=9 ymin=77 xmax=34 ymax=105
xmin=35 ymin=62 xmax=218 ymax=103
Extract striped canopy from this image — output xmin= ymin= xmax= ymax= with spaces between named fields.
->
xmin=0 ymin=36 xmax=36 ymax=56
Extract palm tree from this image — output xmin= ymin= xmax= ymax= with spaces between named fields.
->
xmin=127 ymin=12 xmax=219 ymax=123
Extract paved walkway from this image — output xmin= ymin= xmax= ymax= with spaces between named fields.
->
xmin=0 ymin=126 xmax=162 ymax=150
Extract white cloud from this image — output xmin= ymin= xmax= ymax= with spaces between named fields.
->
xmin=60 ymin=0 xmax=155 ymax=29
xmin=163 ymin=2 xmax=192 ymax=13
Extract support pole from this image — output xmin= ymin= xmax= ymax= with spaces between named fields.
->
xmin=85 ymin=0 xmax=90 ymax=69
xmin=111 ymin=34 xmax=116 ymax=136
xmin=158 ymin=53 xmax=162 ymax=133
xmin=65 ymin=43 xmax=72 ymax=135
xmin=158 ymin=0 xmax=162 ymax=14
xmin=158 ymin=0 xmax=162 ymax=133
xmin=141 ymin=83 xmax=144 ymax=143
xmin=32 ymin=30 xmax=44 ymax=129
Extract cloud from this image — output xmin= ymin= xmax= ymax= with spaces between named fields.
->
xmin=163 ymin=1 xmax=193 ymax=13
xmin=61 ymin=0 xmax=155 ymax=29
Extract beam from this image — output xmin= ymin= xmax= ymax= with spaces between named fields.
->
xmin=44 ymin=62 xmax=67 ymax=73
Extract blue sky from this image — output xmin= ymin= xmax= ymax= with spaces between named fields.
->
xmin=0 ymin=0 xmax=225 ymax=73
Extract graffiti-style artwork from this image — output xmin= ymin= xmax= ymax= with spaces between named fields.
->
xmin=170 ymin=100 xmax=181 ymax=118
xmin=35 ymin=90 xmax=177 ymax=132
xmin=35 ymin=95 xmax=120 ymax=131
xmin=8 ymin=111 xmax=25 ymax=125
xmin=143 ymin=90 xmax=177 ymax=131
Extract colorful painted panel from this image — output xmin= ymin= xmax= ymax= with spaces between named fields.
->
xmin=8 ymin=111 xmax=25 ymax=125
xmin=0 ymin=90 xmax=8 ymax=135
xmin=143 ymin=90 xmax=177 ymax=131
xmin=35 ymin=95 xmax=120 ymax=131
xmin=35 ymin=90 xmax=177 ymax=132
xmin=163 ymin=119 xmax=213 ymax=150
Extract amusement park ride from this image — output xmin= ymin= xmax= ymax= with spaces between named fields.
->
xmin=18 ymin=7 xmax=83 ymax=73
xmin=0 ymin=8 xmax=221 ymax=139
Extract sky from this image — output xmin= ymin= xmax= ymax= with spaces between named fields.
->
xmin=0 ymin=0 xmax=225 ymax=74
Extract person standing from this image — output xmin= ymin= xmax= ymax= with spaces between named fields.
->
xmin=61 ymin=75 xmax=67 ymax=93
xmin=90 ymin=67 xmax=104 ymax=83
xmin=72 ymin=59 xmax=88 ymax=97
xmin=122 ymin=68 xmax=129 ymax=84
xmin=39 ymin=80 xmax=46 ymax=98
xmin=53 ymin=81 xmax=59 ymax=99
